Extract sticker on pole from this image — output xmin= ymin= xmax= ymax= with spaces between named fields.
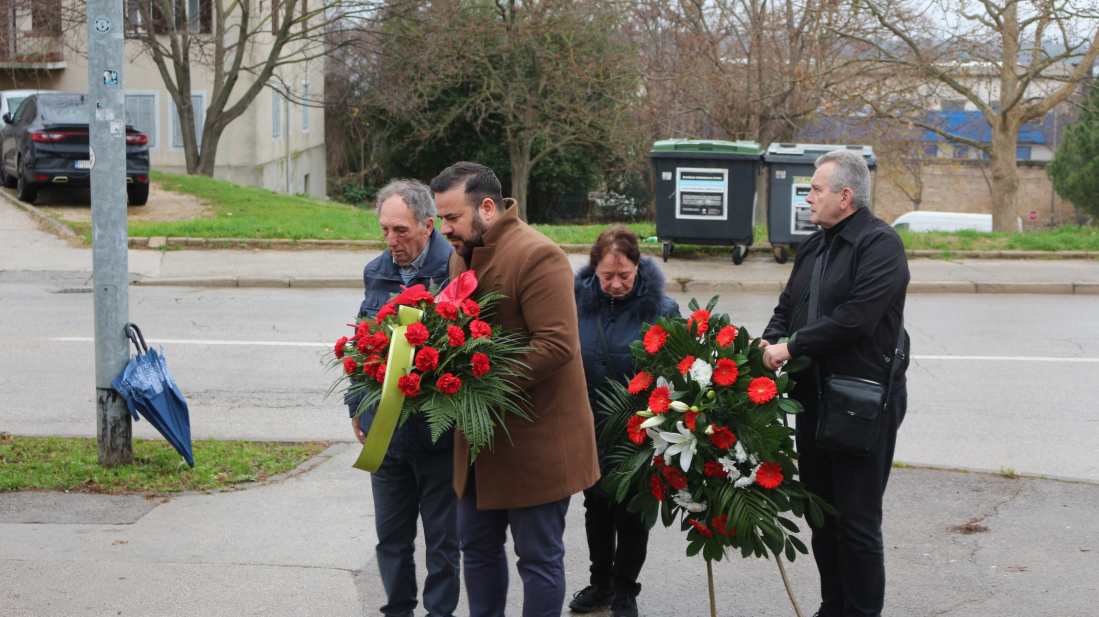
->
xmin=94 ymin=18 xmax=111 ymax=33
xmin=103 ymin=70 xmax=118 ymax=86
xmin=1028 ymin=210 xmax=1039 ymax=221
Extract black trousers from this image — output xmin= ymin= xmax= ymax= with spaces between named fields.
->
xmin=582 ymin=487 xmax=649 ymax=597
xmin=796 ymin=387 xmax=907 ymax=617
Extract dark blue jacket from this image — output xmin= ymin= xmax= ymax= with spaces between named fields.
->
xmin=575 ymin=257 xmax=680 ymax=488
xmin=350 ymin=229 xmax=454 ymax=459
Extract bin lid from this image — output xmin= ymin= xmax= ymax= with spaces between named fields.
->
xmin=764 ymin=143 xmax=877 ymax=166
xmin=651 ymin=139 xmax=762 ymax=157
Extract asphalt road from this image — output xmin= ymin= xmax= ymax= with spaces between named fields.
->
xmin=1 ymin=272 xmax=1097 ymax=482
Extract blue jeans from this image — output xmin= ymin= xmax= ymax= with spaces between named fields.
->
xmin=371 ymin=452 xmax=460 ymax=617
xmin=457 ymin=474 xmax=571 ymax=617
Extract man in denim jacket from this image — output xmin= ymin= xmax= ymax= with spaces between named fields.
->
xmin=349 ymin=179 xmax=458 ymax=617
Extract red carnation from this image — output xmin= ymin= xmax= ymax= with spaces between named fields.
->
xmin=643 ymin=325 xmax=668 ymax=354
xmin=677 ymin=356 xmax=695 ymax=375
xmin=748 ymin=377 xmax=778 ymax=404
xmin=716 ymin=325 xmax=738 ymax=347
xmin=362 ymin=355 xmax=382 ymax=378
xmin=755 ymin=462 xmax=784 ymax=489
xmin=685 ymin=410 xmax=699 ymax=430
xmin=708 ymin=426 xmax=737 ymax=449
xmin=405 ymin=322 xmax=430 ymax=346
xmin=436 ymin=373 xmax=462 ymax=395
xmin=648 ymin=386 xmax=672 ymax=414
xmin=472 ymin=353 xmax=491 ymax=377
xmin=662 ymin=466 xmax=688 ymax=491
xmin=342 ymin=357 xmax=358 ymax=375
xmin=688 ymin=309 xmax=711 ymax=335
xmin=335 ymin=337 xmax=349 ymax=359
xmin=704 ymin=460 xmax=729 ymax=479
xmin=435 ymin=302 xmax=459 ymax=321
xmin=460 ymin=299 xmax=481 ymax=317
xmin=415 ymin=347 xmax=440 ymax=372
xmin=628 ymin=371 xmax=654 ymax=394
xmin=650 ymin=474 xmax=666 ymax=501
xmin=627 ymin=415 xmax=647 ymax=445
xmin=712 ymin=514 xmax=736 ymax=536
xmin=447 ymin=325 xmax=466 ymax=347
xmin=356 ymin=321 xmax=372 ymax=339
xmin=688 ymin=518 xmax=713 ymax=537
xmin=357 ymin=336 xmax=371 ymax=353
xmin=375 ymin=363 xmax=387 ymax=383
xmin=398 ymin=373 xmax=421 ymax=397
xmin=713 ymin=358 xmax=739 ymax=386
xmin=371 ymin=331 xmax=389 ymax=352
xmin=469 ymin=320 xmax=492 ymax=339
xmin=375 ymin=303 xmax=397 ymax=322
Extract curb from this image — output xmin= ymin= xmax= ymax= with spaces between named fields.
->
xmin=893 ymin=460 xmax=1099 ymax=486
xmin=0 ymin=190 xmax=77 ymax=238
xmin=170 ymin=442 xmax=349 ymax=497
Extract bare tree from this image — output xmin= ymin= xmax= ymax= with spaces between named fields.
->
xmin=842 ymin=0 xmax=1099 ymax=230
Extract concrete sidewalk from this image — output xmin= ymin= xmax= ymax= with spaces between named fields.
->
xmin=3 ymin=199 xmax=1099 ymax=294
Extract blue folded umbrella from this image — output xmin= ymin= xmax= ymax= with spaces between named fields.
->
xmin=111 ymin=323 xmax=194 ymax=467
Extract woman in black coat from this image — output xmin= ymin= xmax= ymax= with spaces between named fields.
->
xmin=568 ymin=226 xmax=680 ymax=617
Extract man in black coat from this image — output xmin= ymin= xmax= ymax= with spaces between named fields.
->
xmin=349 ymin=179 xmax=459 ymax=617
xmin=760 ymin=149 xmax=909 ymax=617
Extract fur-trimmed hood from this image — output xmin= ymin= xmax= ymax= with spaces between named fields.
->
xmin=575 ymin=256 xmax=669 ymax=322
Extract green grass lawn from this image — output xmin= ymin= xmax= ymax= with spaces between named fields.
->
xmin=64 ymin=172 xmax=1099 ymax=254
xmin=0 ymin=434 xmax=332 ymax=494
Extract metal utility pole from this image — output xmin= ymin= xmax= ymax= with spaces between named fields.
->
xmin=88 ymin=0 xmax=132 ymax=466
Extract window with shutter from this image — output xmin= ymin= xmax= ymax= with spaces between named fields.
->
xmin=171 ymin=93 xmax=204 ymax=149
xmin=125 ymin=94 xmax=157 ymax=149
xmin=272 ymin=91 xmax=281 ymax=139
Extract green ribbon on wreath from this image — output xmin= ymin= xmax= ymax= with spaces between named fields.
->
xmin=353 ymin=305 xmax=424 ymax=472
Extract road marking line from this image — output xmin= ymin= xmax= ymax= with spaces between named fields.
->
xmin=47 ymin=337 xmax=328 ymax=348
xmin=913 ymin=355 xmax=1099 ymax=363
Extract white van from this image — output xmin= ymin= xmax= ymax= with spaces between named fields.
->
xmin=891 ymin=211 xmax=1021 ymax=233
xmin=0 ymin=90 xmax=58 ymax=125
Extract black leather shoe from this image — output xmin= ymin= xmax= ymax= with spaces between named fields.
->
xmin=612 ymin=593 xmax=638 ymax=617
xmin=569 ymin=585 xmax=615 ymax=613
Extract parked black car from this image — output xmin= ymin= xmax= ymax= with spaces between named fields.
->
xmin=0 ymin=93 xmax=150 ymax=205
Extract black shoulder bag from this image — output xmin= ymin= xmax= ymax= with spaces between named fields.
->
xmin=805 ymin=243 xmax=905 ymax=457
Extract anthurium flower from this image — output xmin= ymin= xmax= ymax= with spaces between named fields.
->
xmin=436 ymin=270 xmax=478 ymax=304
xmin=391 ymin=284 xmax=434 ymax=306
xmin=659 ymin=421 xmax=699 ymax=472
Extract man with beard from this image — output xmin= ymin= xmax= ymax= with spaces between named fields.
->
xmin=430 ymin=162 xmax=600 ymax=617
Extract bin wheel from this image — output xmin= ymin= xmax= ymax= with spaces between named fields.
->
xmin=732 ymin=245 xmax=747 ymax=265
xmin=773 ymin=247 xmax=789 ymax=264
xmin=662 ymin=242 xmax=671 ymax=263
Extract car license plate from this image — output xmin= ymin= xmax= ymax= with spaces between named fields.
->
xmin=75 ymin=160 xmax=93 ymax=169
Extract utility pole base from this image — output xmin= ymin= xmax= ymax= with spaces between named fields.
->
xmin=97 ymin=388 xmax=133 ymax=467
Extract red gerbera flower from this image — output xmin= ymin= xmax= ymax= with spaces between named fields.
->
xmin=405 ymin=322 xmax=430 ymax=346
xmin=704 ymin=460 xmax=729 ymax=478
xmin=375 ymin=303 xmax=397 ymax=322
xmin=716 ymin=325 xmax=738 ymax=347
xmin=688 ymin=518 xmax=713 ymax=537
xmin=628 ymin=371 xmax=654 ymax=394
xmin=335 ymin=337 xmax=349 ymax=359
xmin=375 ymin=363 xmax=387 ymax=383
xmin=342 ymin=357 xmax=357 ymax=375
xmin=748 ymin=377 xmax=778 ymax=404
xmin=447 ymin=325 xmax=465 ymax=347
xmin=436 ymin=373 xmax=462 ymax=395
xmin=708 ymin=426 xmax=737 ymax=449
xmin=712 ymin=514 xmax=736 ymax=535
xmin=687 ymin=309 xmax=711 ymax=335
xmin=648 ymin=386 xmax=672 ymax=414
xmin=685 ymin=410 xmax=699 ymax=430
xmin=469 ymin=320 xmax=492 ymax=339
xmin=677 ymin=355 xmax=695 ymax=375
xmin=471 ymin=353 xmax=491 ymax=377
xmin=755 ymin=462 xmax=784 ymax=489
xmin=713 ymin=358 xmax=739 ymax=386
xmin=643 ymin=325 xmax=668 ymax=354
xmin=662 ymin=466 xmax=688 ymax=491
xmin=460 ymin=299 xmax=480 ymax=317
xmin=652 ymin=455 xmax=666 ymax=468
xmin=371 ymin=331 xmax=389 ymax=352
xmin=398 ymin=373 xmax=421 ymax=397
xmin=435 ymin=302 xmax=459 ymax=321
xmin=626 ymin=415 xmax=647 ymax=445
xmin=651 ymin=474 xmax=666 ymax=501
xmin=415 ymin=347 xmax=439 ymax=372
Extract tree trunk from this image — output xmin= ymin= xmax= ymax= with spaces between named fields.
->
xmin=988 ymin=121 xmax=1021 ymax=231
xmin=197 ymin=118 xmax=223 ymax=176
xmin=508 ymin=138 xmax=532 ymax=222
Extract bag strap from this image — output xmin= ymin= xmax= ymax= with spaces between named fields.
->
xmin=124 ymin=323 xmax=148 ymax=355
xmin=595 ymin=314 xmax=617 ymax=381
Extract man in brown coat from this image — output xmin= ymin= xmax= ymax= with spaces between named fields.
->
xmin=430 ymin=162 xmax=600 ymax=617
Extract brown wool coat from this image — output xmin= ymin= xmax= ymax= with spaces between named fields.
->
xmin=450 ymin=199 xmax=600 ymax=510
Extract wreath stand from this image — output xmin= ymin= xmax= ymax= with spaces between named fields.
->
xmin=705 ymin=554 xmax=803 ymax=617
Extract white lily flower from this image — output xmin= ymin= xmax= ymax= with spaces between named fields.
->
xmin=734 ymin=441 xmax=749 ymax=464
xmin=637 ymin=410 xmax=654 ymax=418
xmin=669 ymin=401 xmax=689 ymax=412
xmin=704 ymin=424 xmax=715 ymax=435
xmin=673 ymin=490 xmax=708 ymax=512
xmin=656 ymin=376 xmax=674 ymax=393
xmin=647 ymin=429 xmax=669 ymax=456
xmin=718 ymin=456 xmax=741 ymax=481
xmin=659 ymin=421 xmax=699 ymax=472
xmin=689 ymin=358 xmax=713 ymax=387
xmin=640 ymin=415 xmax=666 ymax=429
